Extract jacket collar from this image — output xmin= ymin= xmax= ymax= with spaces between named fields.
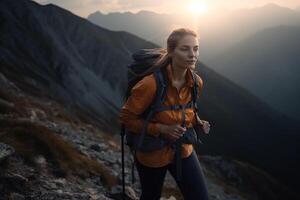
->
xmin=165 ymin=63 xmax=194 ymax=88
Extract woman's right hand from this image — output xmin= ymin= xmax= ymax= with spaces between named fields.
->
xmin=157 ymin=124 xmax=186 ymax=142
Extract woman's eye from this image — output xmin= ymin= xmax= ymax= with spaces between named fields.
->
xmin=180 ymin=47 xmax=198 ymax=51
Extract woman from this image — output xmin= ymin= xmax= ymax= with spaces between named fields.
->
xmin=119 ymin=28 xmax=211 ymax=200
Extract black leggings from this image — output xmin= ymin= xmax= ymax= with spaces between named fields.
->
xmin=135 ymin=151 xmax=209 ymax=200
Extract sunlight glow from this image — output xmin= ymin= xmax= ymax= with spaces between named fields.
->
xmin=187 ymin=1 xmax=208 ymax=15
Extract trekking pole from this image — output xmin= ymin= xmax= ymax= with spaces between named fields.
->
xmin=121 ymin=124 xmax=126 ymax=200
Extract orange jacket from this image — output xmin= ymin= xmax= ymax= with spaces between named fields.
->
xmin=119 ymin=63 xmax=203 ymax=167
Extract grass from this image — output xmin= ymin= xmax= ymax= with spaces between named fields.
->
xmin=0 ymin=118 xmax=118 ymax=188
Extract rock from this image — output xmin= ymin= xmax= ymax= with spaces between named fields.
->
xmin=90 ymin=144 xmax=101 ymax=151
xmin=0 ymin=73 xmax=20 ymax=92
xmin=112 ymin=163 xmax=119 ymax=171
xmin=10 ymin=192 xmax=25 ymax=200
xmin=53 ymin=178 xmax=66 ymax=187
xmin=125 ymin=186 xmax=139 ymax=200
xmin=209 ymin=193 xmax=220 ymax=199
xmin=99 ymin=143 xmax=109 ymax=150
xmin=92 ymin=193 xmax=114 ymax=200
xmin=48 ymin=182 xmax=58 ymax=189
xmin=0 ymin=142 xmax=15 ymax=163
xmin=90 ymin=175 xmax=103 ymax=186
xmin=29 ymin=108 xmax=47 ymax=121
xmin=34 ymin=155 xmax=47 ymax=166
xmin=1 ymin=173 xmax=29 ymax=194
xmin=160 ymin=196 xmax=176 ymax=200
xmin=108 ymin=141 xmax=117 ymax=148
xmin=109 ymin=185 xmax=139 ymax=200
xmin=84 ymin=187 xmax=98 ymax=195
xmin=0 ymin=98 xmax=15 ymax=108
xmin=80 ymin=127 xmax=87 ymax=132
xmin=34 ymin=191 xmax=91 ymax=200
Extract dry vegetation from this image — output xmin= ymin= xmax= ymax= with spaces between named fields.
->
xmin=0 ymin=86 xmax=118 ymax=189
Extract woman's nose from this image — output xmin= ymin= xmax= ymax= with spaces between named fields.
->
xmin=188 ymin=50 xmax=195 ymax=57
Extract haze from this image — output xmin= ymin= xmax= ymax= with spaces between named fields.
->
xmin=34 ymin=0 xmax=300 ymax=17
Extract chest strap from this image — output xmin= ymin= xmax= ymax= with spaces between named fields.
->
xmin=151 ymin=100 xmax=194 ymax=113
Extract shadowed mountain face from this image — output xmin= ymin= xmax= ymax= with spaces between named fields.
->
xmin=1 ymin=0 xmax=300 ymax=195
xmin=0 ymin=0 xmax=157 ymax=132
xmin=195 ymin=63 xmax=300 ymax=192
xmin=207 ymin=25 xmax=300 ymax=121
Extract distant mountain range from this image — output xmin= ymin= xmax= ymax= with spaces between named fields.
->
xmin=207 ymin=25 xmax=300 ymax=121
xmin=87 ymin=3 xmax=300 ymax=61
xmin=88 ymin=10 xmax=173 ymax=46
xmin=1 ymin=0 xmax=299 ymax=193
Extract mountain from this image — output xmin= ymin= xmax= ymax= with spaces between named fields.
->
xmin=1 ymin=0 xmax=299 ymax=197
xmin=207 ymin=25 xmax=300 ymax=121
xmin=87 ymin=3 xmax=300 ymax=61
xmin=88 ymin=10 xmax=175 ymax=45
xmin=0 ymin=0 xmax=156 ymax=133
xmin=200 ymin=3 xmax=300 ymax=60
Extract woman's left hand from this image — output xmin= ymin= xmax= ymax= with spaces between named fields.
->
xmin=196 ymin=115 xmax=211 ymax=134
xmin=197 ymin=118 xmax=211 ymax=134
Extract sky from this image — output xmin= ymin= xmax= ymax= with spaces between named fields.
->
xmin=33 ymin=0 xmax=300 ymax=17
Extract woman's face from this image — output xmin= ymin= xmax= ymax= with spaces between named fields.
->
xmin=170 ymin=35 xmax=199 ymax=70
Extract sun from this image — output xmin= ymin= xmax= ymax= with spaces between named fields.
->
xmin=187 ymin=1 xmax=208 ymax=15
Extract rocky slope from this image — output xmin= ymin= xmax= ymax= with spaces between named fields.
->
xmin=1 ymin=71 xmax=298 ymax=200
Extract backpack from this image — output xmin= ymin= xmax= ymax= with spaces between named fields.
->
xmin=124 ymin=48 xmax=202 ymax=151
xmin=120 ymin=48 xmax=203 ymax=197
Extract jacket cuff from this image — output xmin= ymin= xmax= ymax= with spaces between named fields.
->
xmin=147 ymin=123 xmax=160 ymax=137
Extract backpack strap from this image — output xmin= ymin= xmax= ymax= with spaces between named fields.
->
xmin=191 ymin=71 xmax=199 ymax=111
xmin=152 ymin=101 xmax=194 ymax=113
xmin=129 ymin=67 xmax=167 ymax=185
xmin=191 ymin=72 xmax=203 ymax=145
xmin=134 ymin=67 xmax=167 ymax=151
xmin=133 ymin=70 xmax=201 ymax=153
xmin=173 ymin=71 xmax=203 ymax=182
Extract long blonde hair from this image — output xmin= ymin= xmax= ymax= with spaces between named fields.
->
xmin=139 ymin=28 xmax=198 ymax=77
xmin=154 ymin=28 xmax=198 ymax=69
